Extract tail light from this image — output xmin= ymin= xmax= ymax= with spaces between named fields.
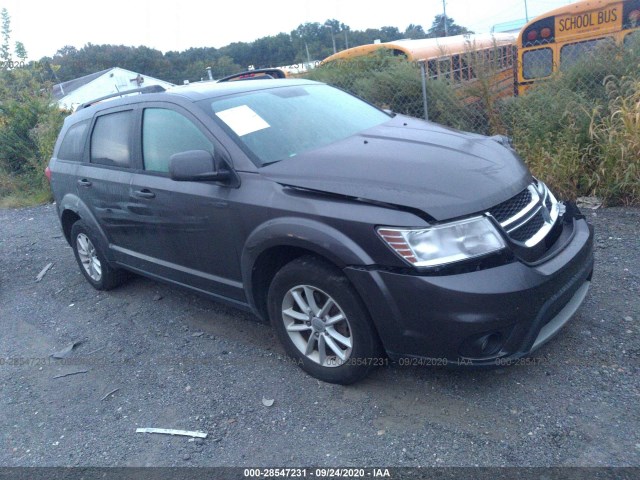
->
xmin=522 ymin=18 xmax=555 ymax=47
xmin=45 ymin=166 xmax=51 ymax=182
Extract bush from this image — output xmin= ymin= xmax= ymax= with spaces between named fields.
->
xmin=0 ymin=67 xmax=68 ymax=205
xmin=304 ymin=52 xmax=475 ymax=130
xmin=586 ymin=76 xmax=640 ymax=205
xmin=499 ymin=38 xmax=640 ymax=205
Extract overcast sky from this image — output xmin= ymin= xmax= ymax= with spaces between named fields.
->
xmin=2 ymin=0 xmax=572 ymax=60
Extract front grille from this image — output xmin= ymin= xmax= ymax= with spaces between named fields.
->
xmin=489 ymin=188 xmax=532 ymax=223
xmin=487 ymin=181 xmax=559 ymax=247
xmin=509 ymin=210 xmax=545 ymax=242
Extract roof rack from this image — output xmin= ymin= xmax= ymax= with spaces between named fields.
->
xmin=78 ymin=85 xmax=166 ymax=109
xmin=216 ymin=68 xmax=287 ymax=83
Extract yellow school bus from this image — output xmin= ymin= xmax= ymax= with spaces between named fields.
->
xmin=516 ymin=0 xmax=640 ymax=93
xmin=321 ymin=33 xmax=517 ymax=98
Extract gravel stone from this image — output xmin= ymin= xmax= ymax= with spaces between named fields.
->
xmin=0 ymin=204 xmax=638 ymax=467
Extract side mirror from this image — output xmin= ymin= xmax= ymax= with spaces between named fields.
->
xmin=169 ymin=150 xmax=231 ymax=182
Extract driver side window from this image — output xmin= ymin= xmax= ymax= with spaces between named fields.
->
xmin=142 ymin=108 xmax=214 ymax=173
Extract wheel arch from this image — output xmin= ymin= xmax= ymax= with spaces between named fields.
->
xmin=241 ymin=218 xmax=375 ymax=321
xmin=58 ymin=193 xmax=111 ymax=259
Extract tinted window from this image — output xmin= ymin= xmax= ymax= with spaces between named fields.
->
xmin=210 ymin=84 xmax=390 ymax=166
xmin=522 ymin=48 xmax=553 ymax=79
xmin=90 ymin=111 xmax=134 ymax=168
xmin=142 ymin=109 xmax=213 ymax=173
xmin=57 ymin=120 xmax=89 ymax=161
xmin=560 ymin=38 xmax=615 ymax=71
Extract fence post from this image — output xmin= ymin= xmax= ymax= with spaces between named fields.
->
xmin=418 ymin=59 xmax=429 ymax=121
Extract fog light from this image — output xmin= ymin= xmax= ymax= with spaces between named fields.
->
xmin=460 ymin=332 xmax=504 ymax=358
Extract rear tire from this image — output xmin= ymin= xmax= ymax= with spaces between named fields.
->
xmin=70 ymin=220 xmax=127 ymax=291
xmin=268 ymin=256 xmax=381 ymax=384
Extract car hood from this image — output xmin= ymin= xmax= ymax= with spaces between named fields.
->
xmin=260 ymin=115 xmax=532 ymax=221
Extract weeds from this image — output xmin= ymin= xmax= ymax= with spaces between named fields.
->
xmin=0 ymin=67 xmax=67 ymax=206
xmin=586 ymin=76 xmax=640 ymax=205
xmin=2 ymin=39 xmax=639 ymax=208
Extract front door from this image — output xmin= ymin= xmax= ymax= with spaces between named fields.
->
xmin=125 ymin=105 xmax=244 ymax=301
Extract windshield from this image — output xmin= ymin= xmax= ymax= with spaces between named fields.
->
xmin=209 ymin=84 xmax=390 ymax=166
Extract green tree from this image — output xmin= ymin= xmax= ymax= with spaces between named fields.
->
xmin=1 ymin=7 xmax=11 ymax=63
xmin=404 ymin=24 xmax=427 ymax=39
xmin=14 ymin=41 xmax=27 ymax=61
xmin=427 ymin=14 xmax=472 ymax=38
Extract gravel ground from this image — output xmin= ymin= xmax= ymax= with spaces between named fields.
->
xmin=0 ymin=204 xmax=638 ymax=467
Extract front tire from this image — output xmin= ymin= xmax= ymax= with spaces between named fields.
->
xmin=70 ymin=220 xmax=127 ymax=290
xmin=268 ymin=256 xmax=381 ymax=384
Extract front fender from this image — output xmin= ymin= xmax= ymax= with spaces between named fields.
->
xmin=241 ymin=217 xmax=375 ymax=312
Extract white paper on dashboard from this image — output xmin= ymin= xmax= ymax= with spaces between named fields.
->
xmin=215 ymin=105 xmax=270 ymax=136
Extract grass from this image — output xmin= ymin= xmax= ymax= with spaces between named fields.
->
xmin=0 ymin=169 xmax=52 ymax=208
xmin=0 ymin=188 xmax=52 ymax=208
xmin=499 ymin=38 xmax=640 ymax=206
xmin=2 ymin=42 xmax=639 ymax=208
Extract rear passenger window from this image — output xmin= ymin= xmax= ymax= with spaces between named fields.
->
xmin=90 ymin=111 xmax=134 ymax=168
xmin=142 ymin=108 xmax=213 ymax=173
xmin=57 ymin=120 xmax=89 ymax=161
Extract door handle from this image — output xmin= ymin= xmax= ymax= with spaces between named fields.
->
xmin=133 ymin=189 xmax=156 ymax=199
xmin=77 ymin=179 xmax=92 ymax=187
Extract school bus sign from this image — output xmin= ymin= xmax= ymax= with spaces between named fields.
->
xmin=556 ymin=2 xmax=623 ymax=39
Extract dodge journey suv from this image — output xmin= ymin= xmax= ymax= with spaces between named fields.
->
xmin=47 ymin=77 xmax=594 ymax=384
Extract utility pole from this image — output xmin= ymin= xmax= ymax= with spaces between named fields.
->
xmin=524 ymin=0 xmax=529 ymax=22
xmin=344 ymin=29 xmax=349 ymax=49
xmin=325 ymin=25 xmax=337 ymax=54
xmin=442 ymin=0 xmax=448 ymax=36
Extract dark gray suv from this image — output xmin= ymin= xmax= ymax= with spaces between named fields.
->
xmin=47 ymin=78 xmax=594 ymax=384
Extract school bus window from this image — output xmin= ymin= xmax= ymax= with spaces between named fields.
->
xmin=461 ymin=57 xmax=472 ymax=81
xmin=624 ymin=30 xmax=640 ymax=46
xmin=507 ymin=47 xmax=513 ymax=67
xmin=428 ymin=59 xmax=438 ymax=79
xmin=462 ymin=52 xmax=477 ymax=80
xmin=522 ymin=48 xmax=553 ymax=79
xmin=452 ymin=55 xmax=462 ymax=81
xmin=499 ymin=46 xmax=514 ymax=68
xmin=454 ymin=54 xmax=476 ymax=82
xmin=560 ymin=37 xmax=615 ymax=70
xmin=438 ymin=58 xmax=452 ymax=79
xmin=487 ymin=48 xmax=495 ymax=64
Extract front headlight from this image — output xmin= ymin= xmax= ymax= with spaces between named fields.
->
xmin=377 ymin=216 xmax=506 ymax=268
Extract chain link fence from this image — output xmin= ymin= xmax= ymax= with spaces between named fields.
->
xmin=302 ymin=35 xmax=640 ymax=204
xmin=302 ymin=35 xmax=640 ymax=136
xmin=302 ymin=48 xmax=515 ymax=136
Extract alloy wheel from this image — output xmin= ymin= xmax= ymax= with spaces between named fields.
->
xmin=76 ymin=233 xmax=102 ymax=282
xmin=281 ymin=285 xmax=353 ymax=367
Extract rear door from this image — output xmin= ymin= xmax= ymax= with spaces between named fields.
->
xmin=76 ymin=106 xmax=138 ymax=252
